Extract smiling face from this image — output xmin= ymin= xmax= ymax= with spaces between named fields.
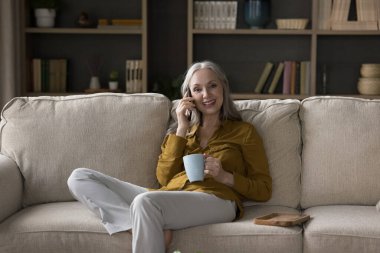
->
xmin=189 ymin=68 xmax=224 ymax=119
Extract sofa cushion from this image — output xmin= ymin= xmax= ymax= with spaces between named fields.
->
xmin=303 ymin=205 xmax=380 ymax=253
xmin=169 ymin=205 xmax=303 ymax=253
xmin=0 ymin=203 xmax=301 ymax=253
xmin=0 ymin=93 xmax=171 ymax=206
xmin=168 ymin=99 xmax=301 ymax=208
xmin=236 ymin=99 xmax=301 ymax=208
xmin=0 ymin=202 xmax=132 ymax=253
xmin=300 ymin=96 xmax=380 ymax=208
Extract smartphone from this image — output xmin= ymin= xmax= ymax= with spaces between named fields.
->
xmin=184 ymin=89 xmax=192 ymax=121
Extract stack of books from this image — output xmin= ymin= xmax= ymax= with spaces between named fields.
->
xmin=253 ymin=61 xmax=311 ymax=95
xmin=31 ymin=58 xmax=67 ymax=93
xmin=193 ymin=1 xmax=237 ymax=29
xmin=126 ymin=60 xmax=143 ymax=93
xmin=318 ymin=0 xmax=379 ymax=30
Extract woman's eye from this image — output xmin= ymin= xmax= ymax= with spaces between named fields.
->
xmin=210 ymin=83 xmax=218 ymax=88
xmin=193 ymin=88 xmax=201 ymax=92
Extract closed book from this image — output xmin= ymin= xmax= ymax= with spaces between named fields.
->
xmin=254 ymin=62 xmax=274 ymax=93
xmin=331 ymin=0 xmax=351 ymax=22
xmin=356 ymin=0 xmax=377 ymax=21
xmin=268 ymin=62 xmax=284 ymax=94
xmin=282 ymin=61 xmax=292 ymax=95
xmin=331 ymin=21 xmax=378 ymax=30
xmin=290 ymin=61 xmax=297 ymax=95
xmin=318 ymin=0 xmax=332 ymax=30
xmin=300 ymin=61 xmax=307 ymax=95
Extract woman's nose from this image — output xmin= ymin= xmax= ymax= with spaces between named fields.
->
xmin=202 ymin=88 xmax=210 ymax=98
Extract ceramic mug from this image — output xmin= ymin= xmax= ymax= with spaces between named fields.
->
xmin=183 ymin=154 xmax=205 ymax=182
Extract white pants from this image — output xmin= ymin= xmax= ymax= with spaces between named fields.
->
xmin=67 ymin=168 xmax=236 ymax=253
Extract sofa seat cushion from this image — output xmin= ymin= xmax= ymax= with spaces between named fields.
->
xmin=0 ymin=93 xmax=172 ymax=206
xmin=0 ymin=202 xmax=131 ymax=253
xmin=169 ymin=205 xmax=303 ymax=253
xmin=304 ymin=205 xmax=380 ymax=253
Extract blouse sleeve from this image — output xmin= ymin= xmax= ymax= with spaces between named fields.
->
xmin=232 ymin=125 xmax=272 ymax=202
xmin=156 ymin=134 xmax=187 ymax=186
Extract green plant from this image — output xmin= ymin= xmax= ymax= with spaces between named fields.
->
xmin=109 ymin=70 xmax=119 ymax=81
xmin=31 ymin=0 xmax=60 ymax=9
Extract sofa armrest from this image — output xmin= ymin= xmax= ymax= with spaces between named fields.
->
xmin=0 ymin=154 xmax=22 ymax=222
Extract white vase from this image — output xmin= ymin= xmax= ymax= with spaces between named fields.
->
xmin=109 ymin=81 xmax=118 ymax=90
xmin=35 ymin=9 xmax=56 ymax=28
xmin=89 ymin=76 xmax=101 ymax=89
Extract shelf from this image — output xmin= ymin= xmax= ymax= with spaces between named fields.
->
xmin=192 ymin=29 xmax=313 ymax=35
xmin=188 ymin=0 xmax=380 ymax=99
xmin=25 ymin=27 xmax=142 ymax=35
xmin=316 ymin=30 xmax=380 ymax=36
xmin=22 ymin=0 xmax=148 ymax=95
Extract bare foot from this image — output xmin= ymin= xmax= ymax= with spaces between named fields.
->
xmin=164 ymin=229 xmax=173 ymax=251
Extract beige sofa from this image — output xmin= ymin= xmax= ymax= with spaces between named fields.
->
xmin=0 ymin=93 xmax=379 ymax=253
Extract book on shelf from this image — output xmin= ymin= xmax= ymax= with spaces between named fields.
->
xmin=356 ymin=0 xmax=377 ymax=22
xmin=331 ymin=20 xmax=378 ymax=30
xmin=290 ymin=61 xmax=298 ymax=95
xmin=330 ymin=0 xmax=351 ymax=22
xmin=318 ymin=0 xmax=333 ymax=30
xmin=32 ymin=58 xmax=67 ymax=93
xmin=193 ymin=1 xmax=237 ymax=30
xmin=254 ymin=60 xmax=310 ymax=95
xmin=268 ymin=62 xmax=284 ymax=94
xmin=300 ymin=61 xmax=311 ymax=95
xmin=254 ymin=62 xmax=274 ymax=93
xmin=282 ymin=61 xmax=292 ymax=95
xmin=126 ymin=60 xmax=143 ymax=93
xmin=329 ymin=0 xmax=380 ymax=30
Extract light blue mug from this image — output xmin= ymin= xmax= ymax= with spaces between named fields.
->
xmin=183 ymin=154 xmax=205 ymax=182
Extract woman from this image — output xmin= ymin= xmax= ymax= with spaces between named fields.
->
xmin=67 ymin=61 xmax=272 ymax=253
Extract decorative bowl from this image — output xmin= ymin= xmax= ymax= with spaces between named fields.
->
xmin=357 ymin=77 xmax=380 ymax=95
xmin=276 ymin=18 xmax=308 ymax=30
xmin=360 ymin=64 xmax=380 ymax=78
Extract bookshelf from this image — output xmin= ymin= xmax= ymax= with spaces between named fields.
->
xmin=187 ymin=0 xmax=380 ymax=99
xmin=21 ymin=0 xmax=147 ymax=96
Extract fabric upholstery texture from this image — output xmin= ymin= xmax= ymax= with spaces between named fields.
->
xmin=169 ymin=205 xmax=303 ymax=253
xmin=303 ymin=205 xmax=380 ymax=253
xmin=2 ymin=95 xmax=380 ymax=253
xmin=0 ymin=93 xmax=172 ymax=206
xmin=0 ymin=202 xmax=132 ymax=253
xmin=235 ymin=99 xmax=302 ymax=208
xmin=0 ymin=154 xmax=22 ymax=223
xmin=300 ymin=97 xmax=380 ymax=208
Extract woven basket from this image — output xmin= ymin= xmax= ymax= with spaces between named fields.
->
xmin=357 ymin=78 xmax=380 ymax=95
xmin=360 ymin=64 xmax=380 ymax=78
xmin=276 ymin=19 xmax=308 ymax=30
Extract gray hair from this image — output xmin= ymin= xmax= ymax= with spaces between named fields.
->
xmin=180 ymin=61 xmax=242 ymax=123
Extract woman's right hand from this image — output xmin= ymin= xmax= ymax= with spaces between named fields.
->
xmin=175 ymin=96 xmax=195 ymax=137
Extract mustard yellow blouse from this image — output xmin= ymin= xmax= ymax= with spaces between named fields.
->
xmin=156 ymin=120 xmax=272 ymax=219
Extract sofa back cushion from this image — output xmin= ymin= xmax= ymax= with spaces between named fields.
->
xmin=0 ymin=93 xmax=171 ymax=207
xmin=300 ymin=97 xmax=380 ymax=208
xmin=168 ymin=99 xmax=302 ymax=208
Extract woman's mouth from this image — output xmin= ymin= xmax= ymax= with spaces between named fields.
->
xmin=202 ymin=99 xmax=216 ymax=106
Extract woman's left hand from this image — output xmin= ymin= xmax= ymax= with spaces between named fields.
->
xmin=204 ymin=154 xmax=234 ymax=186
